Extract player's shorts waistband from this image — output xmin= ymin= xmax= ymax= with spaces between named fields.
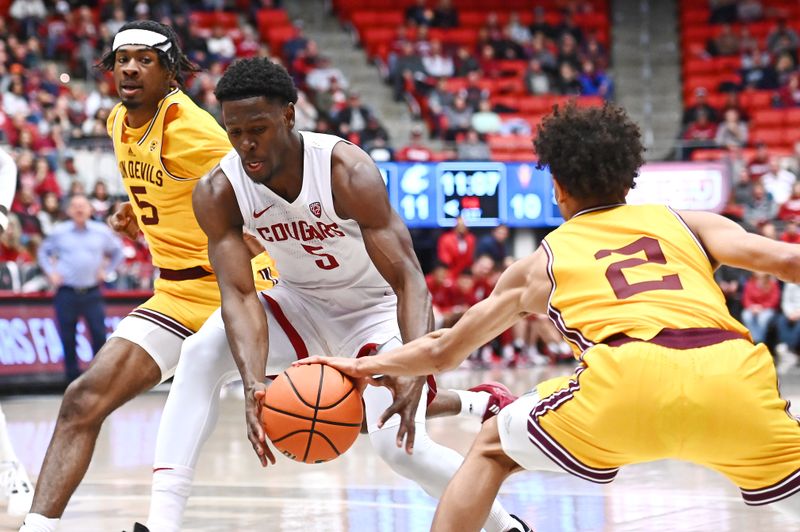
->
xmin=602 ymin=327 xmax=749 ymax=350
xmin=157 ymin=265 xmax=212 ymax=281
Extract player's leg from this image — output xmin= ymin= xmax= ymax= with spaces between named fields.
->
xmin=431 ymin=417 xmax=522 ymax=532
xmin=21 ymin=337 xmax=161 ymax=530
xmin=0 ymin=404 xmax=33 ymax=516
xmin=145 ymin=309 xmax=240 ymax=532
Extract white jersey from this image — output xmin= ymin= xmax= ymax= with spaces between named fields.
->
xmin=220 ymin=131 xmax=394 ymax=304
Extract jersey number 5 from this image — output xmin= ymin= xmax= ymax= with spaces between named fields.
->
xmin=301 ymin=244 xmax=340 ymax=270
xmin=129 ymin=186 xmax=159 ymax=225
xmin=594 ymin=237 xmax=683 ymax=299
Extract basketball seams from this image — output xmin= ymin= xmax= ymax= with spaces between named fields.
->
xmin=316 ymin=382 xmax=357 ymax=410
xmin=283 ymin=370 xmax=318 ymax=409
xmin=301 ymin=364 xmax=326 ymax=462
xmin=264 ymin=404 xmax=362 ymax=427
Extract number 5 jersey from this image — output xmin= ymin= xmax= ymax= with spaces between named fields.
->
xmin=221 ymin=131 xmax=395 ymax=303
xmin=541 ymin=203 xmax=749 ymax=355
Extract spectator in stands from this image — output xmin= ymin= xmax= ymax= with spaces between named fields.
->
xmin=283 ymin=20 xmax=309 ymax=64
xmin=529 ymin=6 xmax=555 ymax=41
xmin=37 ymin=194 xmax=123 ymax=382
xmin=11 ymin=188 xmax=42 ymax=243
xmin=782 ymin=220 xmax=800 ymax=243
xmin=104 ymin=6 xmax=127 ymax=36
xmin=741 ymin=272 xmax=780 ymax=344
xmin=471 ymin=100 xmax=502 ymax=135
xmin=306 ymin=56 xmax=349 ymax=93
xmin=578 ymin=59 xmax=612 ymax=99
xmin=493 ymin=27 xmax=525 ymax=60
xmin=422 ymin=39 xmax=454 ymax=78
xmin=683 ymin=87 xmax=719 ymax=125
xmin=432 ymin=0 xmax=459 ymax=29
xmin=405 ymin=0 xmax=434 ymax=27
xmin=528 ymin=31 xmax=557 ymax=73
xmin=715 ymin=264 xmax=746 ymax=319
xmin=506 ymin=12 xmax=531 ymax=44
xmin=37 ymin=191 xmax=62 ymax=237
xmin=415 ymin=24 xmax=433 ymax=56
xmin=554 ymin=11 xmax=584 ymax=45
xmin=774 ymin=52 xmax=797 ymax=88
xmin=9 ymin=0 xmax=46 ymax=40
xmin=737 ymin=0 xmax=764 ymax=23
xmin=206 ymin=25 xmax=236 ymax=63
xmin=33 ymin=158 xmax=61 ymax=199
xmin=762 ymin=159 xmax=796 ymax=205
xmin=454 ymin=45 xmax=480 ymax=76
xmin=787 ymin=140 xmax=800 ymax=177
xmin=557 ymin=33 xmax=581 ymax=70
xmin=236 ymin=26 xmax=261 ymax=59
xmin=554 ymin=62 xmax=582 ymax=96
xmin=426 ymin=262 xmax=455 ymax=328
xmin=682 ymin=108 xmax=717 ymax=159
xmin=720 ymin=90 xmax=749 ymax=122
xmin=315 ymin=76 xmax=347 ymax=118
xmin=766 ymin=17 xmax=800 ymax=56
xmin=524 ymin=58 xmax=552 ymax=95
xmin=293 ymin=90 xmax=319 ymax=132
xmin=777 ymin=281 xmax=800 ymax=357
xmin=3 ymin=75 xmax=30 ymax=117
xmin=582 ymin=33 xmax=609 ymax=71
xmin=715 ymin=108 xmax=748 ymax=148
xmin=89 ymin=180 xmax=111 ymax=222
xmin=366 ymin=137 xmax=393 ymax=162
xmin=709 ymin=0 xmax=738 ymax=24
xmin=478 ymin=44 xmax=502 ymax=79
xmin=747 ymin=142 xmax=771 ymax=179
xmin=708 ymin=23 xmax=740 ymax=56
xmin=0 ymin=215 xmax=32 ymax=263
xmin=360 ymin=115 xmax=390 ymax=147
xmin=335 ymin=92 xmax=374 ymax=133
xmin=456 ymin=128 xmax=491 ymax=161
xmin=476 ymin=224 xmax=509 ymax=266
xmin=85 ymin=79 xmax=115 ymax=121
xmin=744 ymin=181 xmax=778 ymax=227
xmin=777 ymin=72 xmax=800 ymax=108
xmin=396 ymin=125 xmax=434 ymax=162
xmin=437 ymin=215 xmax=475 ymax=278
xmin=391 ymin=41 xmax=426 ymax=101
xmin=443 ymin=95 xmax=473 ymax=140
xmin=55 ymin=153 xmax=81 ymax=192
xmin=779 ymin=182 xmax=800 ymax=221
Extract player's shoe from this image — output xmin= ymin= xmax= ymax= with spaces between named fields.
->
xmin=468 ymin=382 xmax=517 ymax=423
xmin=1 ymin=461 xmax=33 ymax=516
xmin=509 ymin=513 xmax=533 ymax=531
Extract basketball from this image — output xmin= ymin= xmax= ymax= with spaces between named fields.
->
xmin=260 ymin=363 xmax=364 ymax=464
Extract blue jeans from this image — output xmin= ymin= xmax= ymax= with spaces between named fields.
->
xmin=54 ymin=285 xmax=106 ymax=381
xmin=741 ymin=308 xmax=775 ymax=344
xmin=777 ymin=314 xmax=800 ymax=350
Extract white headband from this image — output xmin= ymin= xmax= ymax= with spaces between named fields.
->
xmin=112 ymin=28 xmax=173 ymax=53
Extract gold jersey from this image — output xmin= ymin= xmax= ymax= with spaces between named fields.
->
xmin=542 ymin=204 xmax=749 ymax=351
xmin=107 ymin=88 xmax=230 ymax=271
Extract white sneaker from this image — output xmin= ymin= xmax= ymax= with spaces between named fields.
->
xmin=1 ymin=462 xmax=33 ymax=515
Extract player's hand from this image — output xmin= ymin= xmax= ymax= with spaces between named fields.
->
xmin=108 ymin=201 xmax=139 ymax=239
xmin=294 ymin=356 xmax=370 ymax=379
xmin=245 ymin=383 xmax=276 ymax=468
xmin=374 ymin=375 xmax=425 ymax=455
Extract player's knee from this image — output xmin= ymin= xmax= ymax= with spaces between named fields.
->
xmin=59 ymin=374 xmax=111 ymax=429
xmin=472 ymin=418 xmax=519 ymax=475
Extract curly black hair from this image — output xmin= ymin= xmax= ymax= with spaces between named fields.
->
xmin=97 ymin=20 xmax=199 ymax=86
xmin=214 ymin=57 xmax=298 ymax=105
xmin=533 ymin=102 xmax=645 ymax=201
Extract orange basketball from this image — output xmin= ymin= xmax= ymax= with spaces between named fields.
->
xmin=261 ymin=363 xmax=364 ymax=464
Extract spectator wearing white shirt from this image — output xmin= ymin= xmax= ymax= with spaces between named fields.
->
xmin=762 ymin=159 xmax=796 ymax=205
xmin=422 ymin=40 xmax=454 ymax=78
xmin=206 ymin=25 xmax=235 ymax=62
xmin=306 ymin=56 xmax=349 ymax=93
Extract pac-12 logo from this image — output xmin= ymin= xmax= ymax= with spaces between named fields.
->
xmin=309 ymin=202 xmax=322 ymax=218
xmin=149 ymin=140 xmax=159 ymax=152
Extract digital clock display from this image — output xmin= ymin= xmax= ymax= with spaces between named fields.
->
xmin=437 ymin=162 xmax=505 ymax=227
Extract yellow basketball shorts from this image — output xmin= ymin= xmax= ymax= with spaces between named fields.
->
xmin=520 ymin=338 xmax=800 ymax=505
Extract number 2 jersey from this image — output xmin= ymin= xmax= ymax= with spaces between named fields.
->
xmin=220 ymin=131 xmax=394 ymax=302
xmin=542 ymin=203 xmax=749 ymax=353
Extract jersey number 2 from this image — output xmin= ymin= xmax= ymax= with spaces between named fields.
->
xmin=130 ymin=186 xmax=159 ymax=225
xmin=594 ymin=237 xmax=683 ymax=299
xmin=301 ymin=244 xmax=340 ymax=270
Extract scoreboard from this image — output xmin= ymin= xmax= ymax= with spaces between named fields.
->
xmin=377 ymin=161 xmax=728 ymax=228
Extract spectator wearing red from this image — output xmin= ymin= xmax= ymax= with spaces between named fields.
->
xmin=396 ymin=125 xmax=434 ymax=162
xmin=683 ymin=87 xmax=719 ymax=125
xmin=781 ymin=220 xmax=800 ymax=244
xmin=779 ymin=182 xmax=800 ymax=222
xmin=741 ymin=272 xmax=781 ymax=344
xmin=470 ymin=254 xmax=496 ymax=302
xmin=683 ymin=107 xmax=716 ymax=142
xmin=425 ymin=262 xmax=455 ymax=327
xmin=32 ymin=158 xmax=61 ymax=199
xmin=437 ymin=215 xmax=475 ymax=277
xmin=747 ymin=142 xmax=771 ymax=180
xmin=778 ymin=73 xmax=800 ymax=108
xmin=0 ymin=215 xmax=33 ymax=263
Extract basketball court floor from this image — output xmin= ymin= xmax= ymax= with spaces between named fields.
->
xmin=2 ymin=364 xmax=799 ymax=532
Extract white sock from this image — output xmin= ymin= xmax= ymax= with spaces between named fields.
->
xmin=146 ymin=466 xmax=194 ymax=532
xmin=19 ymin=513 xmax=59 ymax=532
xmin=0 ymin=405 xmax=20 ymax=463
xmin=454 ymin=389 xmax=490 ymax=419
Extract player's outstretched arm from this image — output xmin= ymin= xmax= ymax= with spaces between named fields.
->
xmin=680 ymin=210 xmax=800 ymax=282
xmin=193 ymin=167 xmax=275 ymax=467
xmin=299 ymin=249 xmax=549 ymax=378
xmin=330 ymin=141 xmax=433 ymax=451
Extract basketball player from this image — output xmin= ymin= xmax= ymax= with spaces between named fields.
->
xmin=138 ymin=57 xmax=529 ymax=532
xmin=301 ymin=103 xmax=800 ymax=530
xmin=0 ymin=147 xmax=34 ymax=516
xmin=19 ymin=21 xmax=280 ymax=532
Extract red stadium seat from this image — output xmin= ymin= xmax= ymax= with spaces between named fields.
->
xmin=752 ymin=109 xmax=786 ymax=128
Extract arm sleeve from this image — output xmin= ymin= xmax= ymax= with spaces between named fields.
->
xmin=0 ymin=148 xmax=17 ymax=231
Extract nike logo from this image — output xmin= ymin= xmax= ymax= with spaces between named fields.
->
xmin=253 ymin=205 xmax=274 ymax=218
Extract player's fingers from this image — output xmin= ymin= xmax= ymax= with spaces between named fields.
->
xmin=293 ymin=356 xmax=324 ymax=366
xmin=254 ymin=389 xmax=266 ymax=401
xmin=377 ymin=402 xmax=401 ymax=428
xmin=264 ymin=444 xmax=277 ymax=465
xmin=403 ymin=422 xmax=416 ymax=455
xmin=395 ymin=423 xmax=407 ymax=448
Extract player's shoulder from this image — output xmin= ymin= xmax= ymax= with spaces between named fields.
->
xmin=106 ymin=103 xmax=124 ymax=136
